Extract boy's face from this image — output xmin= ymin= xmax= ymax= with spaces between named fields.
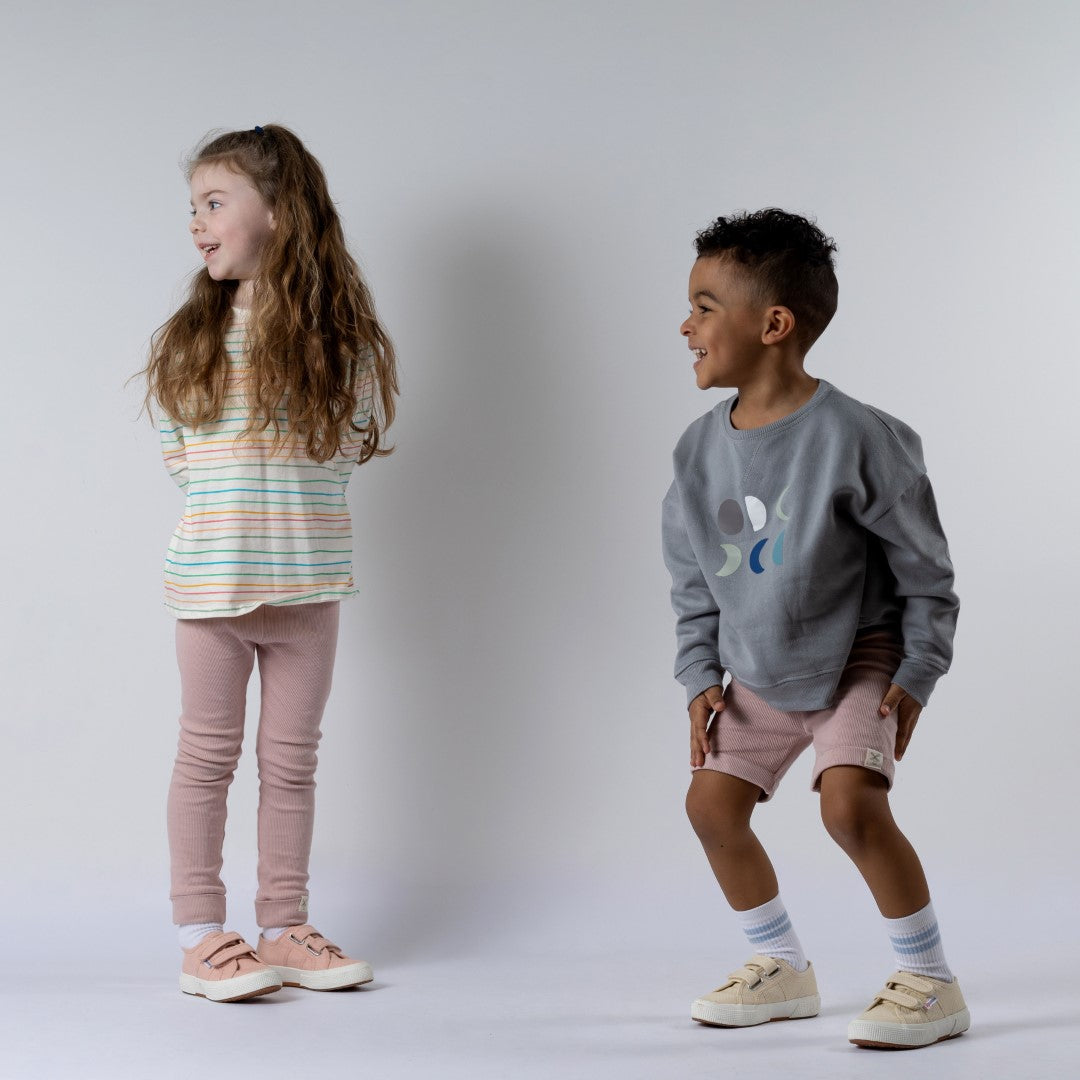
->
xmin=680 ymin=257 xmax=768 ymax=390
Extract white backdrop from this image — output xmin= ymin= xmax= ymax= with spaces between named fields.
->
xmin=2 ymin=2 xmax=1077 ymax=1077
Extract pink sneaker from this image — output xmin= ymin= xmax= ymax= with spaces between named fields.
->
xmin=180 ymin=930 xmax=282 ymax=1002
xmin=256 ymin=925 xmax=373 ymax=991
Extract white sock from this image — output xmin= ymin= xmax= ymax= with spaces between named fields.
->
xmin=261 ymin=926 xmax=288 ymax=941
xmin=178 ymin=922 xmax=222 ymax=950
xmin=885 ymin=901 xmax=954 ymax=982
xmin=735 ymin=894 xmax=808 ymax=971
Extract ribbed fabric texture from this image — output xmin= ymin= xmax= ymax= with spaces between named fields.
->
xmin=159 ymin=310 xmax=374 ymax=618
xmin=693 ymin=632 xmax=903 ymax=799
xmin=735 ymin=894 xmax=808 ymax=972
xmin=167 ymin=601 xmax=339 ymax=928
xmin=885 ymin=901 xmax=954 ymax=982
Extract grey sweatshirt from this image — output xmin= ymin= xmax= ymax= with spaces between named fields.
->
xmin=662 ymin=380 xmax=958 ymax=711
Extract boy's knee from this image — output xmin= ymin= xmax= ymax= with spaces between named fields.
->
xmin=685 ymin=783 xmax=745 ymax=844
xmin=820 ymin=789 xmax=887 ymax=853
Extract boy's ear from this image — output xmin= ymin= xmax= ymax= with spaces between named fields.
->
xmin=762 ymin=305 xmax=796 ymax=345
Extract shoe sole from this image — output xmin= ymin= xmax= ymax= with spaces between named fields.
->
xmin=266 ymin=962 xmax=374 ymax=991
xmin=180 ymin=970 xmax=283 ymax=1003
xmin=848 ymin=1007 xmax=971 ymax=1049
xmin=692 ymin=994 xmax=821 ymax=1027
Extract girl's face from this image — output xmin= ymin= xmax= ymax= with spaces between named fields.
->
xmin=189 ymin=162 xmax=275 ymax=306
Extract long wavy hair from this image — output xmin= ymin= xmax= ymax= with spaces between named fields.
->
xmin=142 ymin=124 xmax=397 ymax=464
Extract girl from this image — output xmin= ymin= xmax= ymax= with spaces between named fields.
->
xmin=143 ymin=124 xmax=398 ymax=1002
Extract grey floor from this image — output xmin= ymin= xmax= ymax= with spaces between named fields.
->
xmin=6 ymin=944 xmax=1077 ymax=1079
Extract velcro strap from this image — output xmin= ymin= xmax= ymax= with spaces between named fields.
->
xmin=876 ymin=988 xmax=922 ymax=1009
xmin=208 ymin=941 xmax=256 ymax=967
xmin=888 ymin=973 xmax=934 ymax=995
xmin=304 ymin=932 xmax=342 ymax=956
xmin=729 ymin=965 xmax=764 ymax=987
xmin=197 ymin=931 xmax=243 ymax=959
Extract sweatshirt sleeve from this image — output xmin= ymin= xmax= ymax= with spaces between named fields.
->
xmin=864 ymin=473 xmax=959 ymax=706
xmin=159 ymin=416 xmax=189 ymax=491
xmin=662 ymin=481 xmax=726 ymax=706
xmin=335 ymin=364 xmax=376 ymax=486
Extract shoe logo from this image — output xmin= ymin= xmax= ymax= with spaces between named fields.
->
xmin=864 ymin=749 xmax=884 ymax=769
xmin=298 ymin=896 xmax=309 ymax=912
xmin=923 ymin=995 xmax=938 ymax=1010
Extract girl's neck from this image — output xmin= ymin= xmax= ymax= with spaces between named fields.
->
xmin=233 ymin=279 xmax=255 ymax=308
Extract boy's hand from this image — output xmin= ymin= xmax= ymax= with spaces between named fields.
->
xmin=689 ymin=685 xmax=725 ymax=768
xmin=879 ymin=683 xmax=922 ymax=761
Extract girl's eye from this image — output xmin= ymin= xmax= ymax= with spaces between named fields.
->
xmin=208 ymin=200 xmax=221 ymax=210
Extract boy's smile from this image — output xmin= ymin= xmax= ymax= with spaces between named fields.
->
xmin=188 ymin=162 xmax=275 ymax=306
xmin=680 ymin=257 xmax=769 ymax=391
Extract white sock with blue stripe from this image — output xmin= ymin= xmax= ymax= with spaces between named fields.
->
xmin=735 ymin=894 xmax=808 ymax=972
xmin=885 ymin=901 xmax=953 ymax=982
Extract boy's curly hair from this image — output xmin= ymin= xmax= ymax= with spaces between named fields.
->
xmin=695 ymin=209 xmax=839 ymax=350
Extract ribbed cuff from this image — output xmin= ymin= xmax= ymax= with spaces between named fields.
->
xmin=171 ymin=891 xmax=226 ymax=927
xmin=891 ymin=658 xmax=947 ymax=708
xmin=255 ymin=895 xmax=311 ymax=930
xmin=677 ymin=659 xmax=726 ymax=707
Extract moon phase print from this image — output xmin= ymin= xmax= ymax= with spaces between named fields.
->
xmin=714 ymin=485 xmax=791 ymax=579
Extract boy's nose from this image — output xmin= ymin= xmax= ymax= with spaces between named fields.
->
xmin=680 ymin=317 xmax=692 ymax=336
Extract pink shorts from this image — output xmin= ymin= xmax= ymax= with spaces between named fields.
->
xmin=692 ymin=631 xmax=903 ymax=800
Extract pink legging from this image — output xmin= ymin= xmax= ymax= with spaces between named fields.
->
xmin=167 ymin=602 xmax=339 ymax=928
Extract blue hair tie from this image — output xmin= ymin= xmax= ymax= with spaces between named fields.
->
xmin=254 ymin=125 xmax=265 ymax=134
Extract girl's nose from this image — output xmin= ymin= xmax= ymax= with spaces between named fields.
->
xmin=189 ymin=214 xmax=202 ymax=235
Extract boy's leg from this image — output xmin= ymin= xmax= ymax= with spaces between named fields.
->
xmin=686 ymin=770 xmax=818 ymax=1027
xmin=685 ymin=771 xmax=776 ymax=909
xmin=819 ymin=765 xmax=967 ymax=1047
xmin=168 ymin=617 xmax=255 ymax=927
xmin=251 ymin=602 xmax=340 ymax=932
xmin=817 ymin=765 xmax=929 ymax=918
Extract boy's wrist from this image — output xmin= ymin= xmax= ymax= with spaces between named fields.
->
xmin=890 ymin=658 xmax=946 ymax=709
xmin=678 ymin=659 xmax=726 ymax=707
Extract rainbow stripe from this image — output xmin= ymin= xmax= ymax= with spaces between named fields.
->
xmin=159 ymin=313 xmax=374 ymax=618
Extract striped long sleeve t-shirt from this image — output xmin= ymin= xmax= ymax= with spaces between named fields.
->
xmin=159 ymin=310 xmax=375 ymax=619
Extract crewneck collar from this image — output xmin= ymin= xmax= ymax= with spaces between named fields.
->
xmin=721 ymin=379 xmax=833 ymax=440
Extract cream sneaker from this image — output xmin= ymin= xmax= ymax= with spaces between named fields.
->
xmin=691 ymin=955 xmax=820 ymax=1027
xmin=848 ymin=970 xmax=970 ymax=1048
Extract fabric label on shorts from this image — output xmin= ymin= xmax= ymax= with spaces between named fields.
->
xmin=864 ymin=748 xmax=884 ymax=770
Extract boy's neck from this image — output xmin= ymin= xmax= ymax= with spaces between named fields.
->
xmin=729 ymin=367 xmax=819 ymax=430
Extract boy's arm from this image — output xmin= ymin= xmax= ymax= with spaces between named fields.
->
xmin=865 ymin=473 xmax=959 ymax=708
xmin=159 ymin=416 xmax=189 ymax=491
xmin=662 ymin=482 xmax=726 ymax=706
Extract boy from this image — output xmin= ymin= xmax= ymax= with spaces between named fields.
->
xmin=661 ymin=209 xmax=968 ymax=1049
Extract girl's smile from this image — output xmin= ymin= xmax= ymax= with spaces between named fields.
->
xmin=188 ymin=163 xmax=274 ymax=304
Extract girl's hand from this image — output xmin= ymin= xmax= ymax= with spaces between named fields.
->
xmin=689 ymin=685 xmax=725 ymax=768
xmin=879 ymin=683 xmax=922 ymax=761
